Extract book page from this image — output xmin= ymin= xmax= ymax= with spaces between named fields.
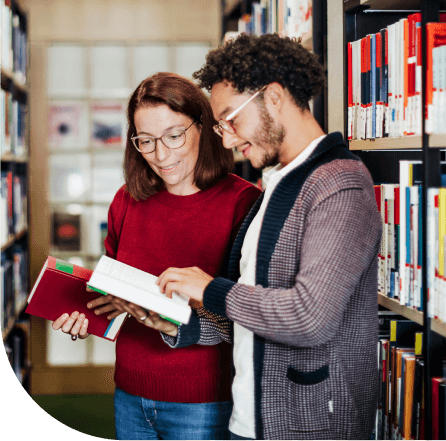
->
xmin=94 ymin=256 xmax=189 ymax=306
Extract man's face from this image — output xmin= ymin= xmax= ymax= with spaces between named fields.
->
xmin=210 ymin=81 xmax=285 ymax=169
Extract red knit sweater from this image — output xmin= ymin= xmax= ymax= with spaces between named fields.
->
xmin=104 ymin=174 xmax=261 ymax=403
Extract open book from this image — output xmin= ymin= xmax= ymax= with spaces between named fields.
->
xmin=26 ymin=256 xmax=127 ymax=341
xmin=87 ymin=256 xmax=192 ymax=325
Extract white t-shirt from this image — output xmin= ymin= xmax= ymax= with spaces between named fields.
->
xmin=229 ymin=135 xmax=326 ymax=438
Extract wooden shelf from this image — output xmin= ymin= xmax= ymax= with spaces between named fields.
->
xmin=378 ymin=293 xmax=446 ymax=338
xmin=1 ymin=67 xmax=28 ymax=94
xmin=224 ymin=0 xmax=242 ymax=17
xmin=344 ymin=0 xmax=421 ymax=12
xmin=1 ymin=228 xmax=28 ymax=252
xmin=1 ymin=152 xmax=29 ymax=163
xmin=349 ymin=134 xmax=446 ymax=150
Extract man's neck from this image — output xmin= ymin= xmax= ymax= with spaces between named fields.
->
xmin=278 ymin=107 xmax=325 ymax=166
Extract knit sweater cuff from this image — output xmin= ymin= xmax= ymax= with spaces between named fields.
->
xmin=203 ymin=277 xmax=235 ymax=318
xmin=161 ymin=309 xmax=201 ymax=348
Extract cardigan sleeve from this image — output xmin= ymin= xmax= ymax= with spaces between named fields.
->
xmin=162 ymin=182 xmax=261 ymax=348
xmin=203 ymin=185 xmax=382 ymax=348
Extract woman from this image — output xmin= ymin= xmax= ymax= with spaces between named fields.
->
xmin=52 ymin=72 xmax=261 ymax=440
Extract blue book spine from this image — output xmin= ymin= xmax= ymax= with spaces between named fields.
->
xmin=418 ymin=185 xmax=423 ymax=311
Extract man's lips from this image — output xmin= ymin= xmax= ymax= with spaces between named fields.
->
xmin=236 ymin=142 xmax=251 ymax=157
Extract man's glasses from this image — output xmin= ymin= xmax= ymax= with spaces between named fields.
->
xmin=213 ymin=85 xmax=267 ymax=137
xmin=131 ymin=121 xmax=196 ymax=154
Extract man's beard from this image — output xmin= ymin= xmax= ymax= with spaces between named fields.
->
xmin=252 ymin=105 xmax=285 ymax=170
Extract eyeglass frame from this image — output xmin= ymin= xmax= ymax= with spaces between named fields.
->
xmin=131 ymin=120 xmax=196 ymax=154
xmin=213 ymin=85 xmax=267 ymax=137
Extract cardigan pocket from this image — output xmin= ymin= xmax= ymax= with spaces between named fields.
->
xmin=286 ymin=365 xmax=331 ymax=432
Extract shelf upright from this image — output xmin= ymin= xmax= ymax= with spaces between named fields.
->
xmin=420 ymin=1 xmax=442 ymax=439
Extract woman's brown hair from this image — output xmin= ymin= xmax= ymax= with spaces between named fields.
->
xmin=125 ymin=72 xmax=234 ymax=200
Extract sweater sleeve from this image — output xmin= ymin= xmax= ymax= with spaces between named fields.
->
xmin=104 ymin=185 xmax=129 ymax=259
xmin=203 ymin=186 xmax=382 ymax=348
xmin=163 ymin=181 xmax=261 ymax=348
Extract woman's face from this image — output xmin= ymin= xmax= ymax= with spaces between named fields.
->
xmin=133 ymin=104 xmax=201 ymax=195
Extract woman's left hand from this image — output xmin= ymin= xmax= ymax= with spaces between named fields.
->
xmin=111 ymin=296 xmax=178 ymax=336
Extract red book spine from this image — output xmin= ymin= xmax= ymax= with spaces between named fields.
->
xmin=348 ymin=42 xmax=353 ymax=140
xmin=432 ymin=378 xmax=445 ymax=440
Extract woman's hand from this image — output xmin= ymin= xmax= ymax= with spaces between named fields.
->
xmin=156 ymin=266 xmax=213 ymax=303
xmin=110 ymin=296 xmax=179 ymax=337
xmin=52 ymin=311 xmax=90 ymax=339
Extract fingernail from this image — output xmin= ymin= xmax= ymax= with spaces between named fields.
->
xmin=72 ymin=311 xmax=79 ymax=318
xmin=84 ymin=319 xmax=88 ymax=325
xmin=79 ymin=313 xmax=85 ymax=320
xmin=95 ymin=310 xmax=99 ymax=315
xmin=63 ymin=313 xmax=69 ymax=318
xmin=87 ymin=303 xmax=92 ymax=309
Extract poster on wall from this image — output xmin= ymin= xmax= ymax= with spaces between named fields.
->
xmin=48 ymin=101 xmax=88 ymax=149
xmin=90 ymin=101 xmax=126 ymax=148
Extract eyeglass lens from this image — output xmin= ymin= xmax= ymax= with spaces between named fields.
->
xmin=135 ymin=131 xmax=186 ymax=153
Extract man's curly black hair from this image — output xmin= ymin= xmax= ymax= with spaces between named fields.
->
xmin=193 ymin=33 xmax=326 ymax=110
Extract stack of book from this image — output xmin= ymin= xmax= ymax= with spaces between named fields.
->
xmin=374 ymin=160 xmax=446 ymax=319
xmin=0 ymin=165 xmax=28 ymax=247
xmin=377 ymin=319 xmax=446 ymax=440
xmin=229 ymin=0 xmax=312 ymax=42
xmin=347 ymin=14 xmax=446 ymax=140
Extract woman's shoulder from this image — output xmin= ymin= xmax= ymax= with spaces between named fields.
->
xmin=109 ymin=184 xmax=131 ymax=209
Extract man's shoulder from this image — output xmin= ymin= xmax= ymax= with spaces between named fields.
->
xmin=303 ymin=157 xmax=375 ymax=200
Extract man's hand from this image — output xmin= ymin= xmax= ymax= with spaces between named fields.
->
xmin=156 ymin=266 xmax=214 ymax=304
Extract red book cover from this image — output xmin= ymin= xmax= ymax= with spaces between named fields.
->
xmin=426 ymin=24 xmax=446 ymax=126
xmin=403 ymin=19 xmax=409 ymax=136
xmin=432 ymin=377 xmax=446 ymax=440
xmin=375 ymin=185 xmax=381 ymax=210
xmin=348 ymin=42 xmax=353 ymax=140
xmin=25 ymin=256 xmax=127 ymax=341
xmin=361 ymin=37 xmax=367 ymax=138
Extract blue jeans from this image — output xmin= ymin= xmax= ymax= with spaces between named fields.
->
xmin=114 ymin=387 xmax=231 ymax=440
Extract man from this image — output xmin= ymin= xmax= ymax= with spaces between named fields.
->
xmin=157 ymin=33 xmax=382 ymax=440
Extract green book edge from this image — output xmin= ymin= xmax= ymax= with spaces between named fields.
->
xmin=87 ymin=285 xmax=108 ymax=296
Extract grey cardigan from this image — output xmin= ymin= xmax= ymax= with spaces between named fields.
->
xmin=170 ymin=132 xmax=382 ymax=440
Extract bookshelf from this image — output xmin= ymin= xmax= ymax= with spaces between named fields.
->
xmin=342 ymin=0 xmax=446 ymax=438
xmin=1 ymin=0 xmax=32 ymax=392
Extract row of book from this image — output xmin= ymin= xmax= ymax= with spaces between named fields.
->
xmin=229 ymin=0 xmax=312 ymax=41
xmin=347 ymin=15 xmax=446 ymax=140
xmin=1 ymin=0 xmax=28 ymax=84
xmin=1 ymin=89 xmax=28 ymax=157
xmin=377 ymin=319 xmax=446 ymax=440
xmin=1 ymin=168 xmax=27 ymax=246
xmin=374 ymin=160 xmax=446 ymax=321
xmin=3 ymin=320 xmax=30 ymax=386
xmin=1 ymin=244 xmax=28 ymax=333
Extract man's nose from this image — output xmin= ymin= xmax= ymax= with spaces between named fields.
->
xmin=222 ymin=130 xmax=242 ymax=150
